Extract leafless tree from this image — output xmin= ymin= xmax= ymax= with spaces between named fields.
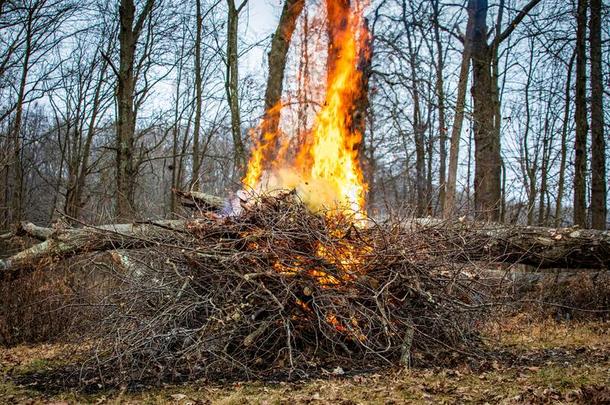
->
xmin=225 ymin=0 xmax=248 ymax=172
xmin=589 ymin=0 xmax=606 ymax=229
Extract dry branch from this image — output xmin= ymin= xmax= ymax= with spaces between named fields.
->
xmin=0 ymin=221 xmax=54 ymax=241
xmin=2 ymin=216 xmax=609 ymax=275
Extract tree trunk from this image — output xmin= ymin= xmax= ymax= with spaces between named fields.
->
xmin=261 ymin=0 xmax=304 ymax=141
xmin=522 ymin=43 xmax=537 ymax=226
xmin=402 ymin=2 xmax=426 ymax=217
xmin=0 ymin=220 xmax=188 ymax=274
xmin=326 ymin=0 xmax=350 ymax=83
xmin=589 ymin=0 xmax=607 ymax=229
xmin=537 ymin=96 xmax=553 ymax=226
xmin=225 ymin=0 xmax=247 ymax=173
xmin=353 ymin=17 xmax=372 ymax=143
xmin=468 ymin=0 xmax=542 ymax=222
xmin=555 ymin=51 xmax=575 ymax=227
xmin=573 ymin=0 xmax=588 ymax=228
xmin=115 ymin=0 xmax=154 ymax=221
xmin=443 ymin=9 xmax=474 ymax=219
xmin=191 ymin=0 xmax=204 ymax=191
xmin=3 ymin=217 xmax=609 ymax=275
xmin=469 ymin=0 xmax=501 ymax=222
xmin=7 ymin=13 xmax=33 ymax=226
xmin=442 ymin=223 xmax=610 ymax=269
xmin=65 ymin=50 xmax=110 ymax=220
xmin=431 ymin=0 xmax=447 ymax=215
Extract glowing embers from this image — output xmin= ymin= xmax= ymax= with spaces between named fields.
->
xmin=238 ymin=201 xmax=372 ymax=341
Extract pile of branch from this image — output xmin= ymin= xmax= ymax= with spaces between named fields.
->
xmin=30 ymin=193 xmax=484 ymax=382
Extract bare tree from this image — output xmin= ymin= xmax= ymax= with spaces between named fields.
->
xmin=113 ymin=0 xmax=155 ymax=220
xmin=1 ymin=0 xmax=74 ymax=227
xmin=431 ymin=0 xmax=447 ymax=214
xmin=555 ymin=50 xmax=575 ymax=227
xmin=444 ymin=4 xmax=474 ymax=219
xmin=190 ymin=0 xmax=205 ymax=191
xmin=468 ymin=0 xmax=542 ymax=221
xmin=573 ymin=0 xmax=588 ymax=227
xmin=589 ymin=0 xmax=606 ymax=229
xmin=225 ymin=0 xmax=248 ymax=172
xmin=400 ymin=0 xmax=427 ymax=216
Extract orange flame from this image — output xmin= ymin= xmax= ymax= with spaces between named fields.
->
xmin=243 ymin=0 xmax=369 ymax=214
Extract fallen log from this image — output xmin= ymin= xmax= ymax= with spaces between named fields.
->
xmin=431 ymin=222 xmax=609 ymax=269
xmin=0 ymin=221 xmax=55 ymax=241
xmin=1 ymin=211 xmax=609 ymax=275
xmin=0 ymin=220 xmax=187 ymax=273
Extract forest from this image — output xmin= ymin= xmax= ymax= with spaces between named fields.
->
xmin=0 ymin=0 xmax=607 ymax=227
xmin=0 ymin=0 xmax=609 ymax=403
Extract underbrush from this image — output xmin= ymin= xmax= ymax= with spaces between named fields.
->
xmin=0 ymin=256 xmax=112 ymax=346
xmin=511 ymin=270 xmax=610 ymax=321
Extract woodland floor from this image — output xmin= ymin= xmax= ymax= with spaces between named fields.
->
xmin=1 ymin=314 xmax=609 ymax=404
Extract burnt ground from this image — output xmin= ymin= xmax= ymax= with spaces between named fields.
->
xmin=1 ymin=315 xmax=609 ymax=404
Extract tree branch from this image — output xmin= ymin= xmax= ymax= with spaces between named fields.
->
xmin=494 ymin=0 xmax=543 ymax=46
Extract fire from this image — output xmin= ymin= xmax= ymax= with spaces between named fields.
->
xmin=243 ymin=0 xmax=369 ymax=215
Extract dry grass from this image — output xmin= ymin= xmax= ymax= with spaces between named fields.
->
xmin=2 ymin=315 xmax=609 ymax=404
xmin=483 ymin=313 xmax=610 ymax=350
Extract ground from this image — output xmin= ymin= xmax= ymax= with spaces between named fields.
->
xmin=1 ymin=315 xmax=609 ymax=404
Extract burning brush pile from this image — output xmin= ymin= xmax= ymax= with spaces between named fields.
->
xmin=2 ymin=0 xmax=484 ymax=384
xmin=87 ymin=192 xmax=483 ymax=383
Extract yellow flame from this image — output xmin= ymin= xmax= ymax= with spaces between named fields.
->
xmin=243 ymin=0 xmax=369 ymax=215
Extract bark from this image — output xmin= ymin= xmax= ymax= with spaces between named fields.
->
xmin=7 ymin=10 xmax=33 ymax=226
xmin=537 ymin=97 xmax=553 ymax=226
xmin=589 ymin=0 xmax=607 ymax=229
xmin=408 ymin=219 xmax=610 ymax=269
xmin=115 ymin=0 xmax=155 ymax=221
xmin=522 ymin=43 xmax=537 ymax=226
xmin=573 ymin=0 xmax=588 ymax=228
xmin=431 ymin=0 xmax=447 ymax=214
xmin=326 ymin=0 xmax=350 ymax=83
xmin=64 ymin=48 xmax=110 ymax=220
xmin=468 ymin=0 xmax=542 ymax=222
xmin=353 ymin=17 xmax=372 ymax=142
xmin=0 ymin=220 xmax=187 ymax=274
xmin=174 ymin=189 xmax=225 ymax=212
xmin=296 ymin=5 xmax=310 ymax=136
xmin=402 ymin=1 xmax=426 ymax=217
xmin=170 ymin=36 xmax=185 ymax=212
xmin=15 ymin=221 xmax=54 ymax=240
xmin=482 ymin=268 xmax=608 ymax=288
